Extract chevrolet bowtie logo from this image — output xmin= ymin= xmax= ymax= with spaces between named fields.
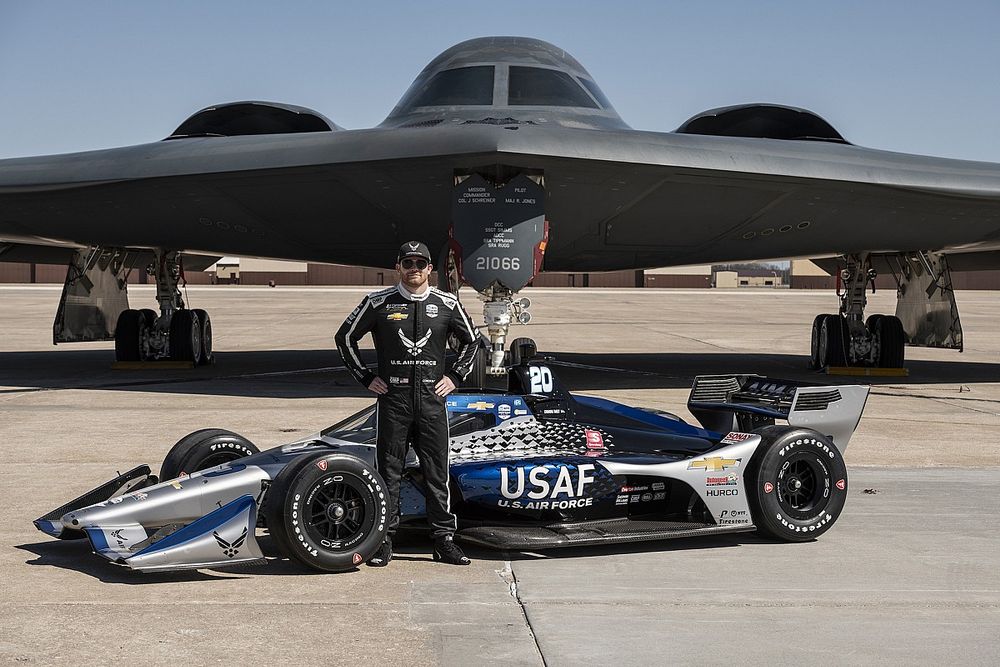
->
xmin=466 ymin=401 xmax=495 ymax=410
xmin=387 ymin=312 xmax=407 ymax=321
xmin=688 ymin=456 xmax=741 ymax=472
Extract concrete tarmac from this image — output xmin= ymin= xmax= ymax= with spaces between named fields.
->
xmin=1 ymin=286 xmax=998 ymax=665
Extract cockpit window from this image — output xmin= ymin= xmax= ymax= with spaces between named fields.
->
xmin=408 ymin=65 xmax=495 ymax=107
xmin=579 ymin=78 xmax=612 ymax=110
xmin=508 ymin=66 xmax=599 ymax=108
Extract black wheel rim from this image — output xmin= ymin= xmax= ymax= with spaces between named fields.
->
xmin=303 ymin=474 xmax=369 ymax=550
xmin=776 ymin=454 xmax=830 ymax=519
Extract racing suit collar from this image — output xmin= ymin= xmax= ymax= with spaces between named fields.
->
xmin=396 ymin=282 xmax=430 ymax=302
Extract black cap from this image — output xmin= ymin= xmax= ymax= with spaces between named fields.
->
xmin=397 ymin=241 xmax=431 ymax=262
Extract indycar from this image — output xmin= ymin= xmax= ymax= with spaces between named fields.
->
xmin=34 ymin=339 xmax=869 ymax=573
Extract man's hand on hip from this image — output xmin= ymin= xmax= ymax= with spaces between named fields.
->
xmin=368 ymin=377 xmax=389 ymax=394
xmin=434 ymin=376 xmax=456 ymax=397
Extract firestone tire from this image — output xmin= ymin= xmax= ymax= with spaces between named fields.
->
xmin=264 ymin=452 xmax=388 ymax=573
xmin=159 ymin=428 xmax=259 ymax=481
xmin=746 ymin=426 xmax=848 ymax=542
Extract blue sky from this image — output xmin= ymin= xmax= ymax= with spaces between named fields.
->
xmin=0 ymin=1 xmax=998 ymax=161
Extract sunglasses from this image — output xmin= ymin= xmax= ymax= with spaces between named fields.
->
xmin=400 ymin=258 xmax=429 ymax=270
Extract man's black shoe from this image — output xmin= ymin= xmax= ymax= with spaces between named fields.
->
xmin=433 ymin=536 xmax=470 ymax=565
xmin=367 ymin=539 xmax=392 ymax=567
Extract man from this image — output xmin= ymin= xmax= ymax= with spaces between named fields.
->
xmin=335 ymin=241 xmax=479 ymax=567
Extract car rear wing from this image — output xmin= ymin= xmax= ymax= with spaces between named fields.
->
xmin=687 ymin=375 xmax=870 ymax=450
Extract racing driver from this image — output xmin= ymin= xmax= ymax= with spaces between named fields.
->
xmin=335 ymin=241 xmax=479 ymax=567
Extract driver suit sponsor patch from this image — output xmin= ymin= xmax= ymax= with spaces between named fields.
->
xmin=425 ymin=304 xmax=438 ymax=318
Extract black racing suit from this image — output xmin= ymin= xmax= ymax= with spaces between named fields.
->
xmin=335 ymin=284 xmax=479 ymax=539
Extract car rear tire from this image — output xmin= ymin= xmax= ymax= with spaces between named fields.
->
xmin=264 ymin=452 xmax=388 ymax=572
xmin=746 ymin=426 xmax=848 ymax=542
xmin=159 ymin=428 xmax=259 ymax=481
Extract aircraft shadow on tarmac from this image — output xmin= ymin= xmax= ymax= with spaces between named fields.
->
xmin=1 ymin=348 xmax=999 ymax=401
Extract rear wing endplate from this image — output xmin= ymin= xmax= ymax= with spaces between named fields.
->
xmin=687 ymin=375 xmax=870 ymax=450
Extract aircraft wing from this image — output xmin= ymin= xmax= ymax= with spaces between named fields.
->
xmin=2 ymin=124 xmax=1000 ymax=272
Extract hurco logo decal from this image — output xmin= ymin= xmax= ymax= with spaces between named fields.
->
xmin=688 ymin=457 xmax=741 ymax=472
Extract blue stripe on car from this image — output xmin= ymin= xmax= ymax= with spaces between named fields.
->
xmin=574 ymin=395 xmax=719 ymax=438
xmin=130 ymin=495 xmax=254 ymax=557
xmin=85 ymin=527 xmax=109 ymax=552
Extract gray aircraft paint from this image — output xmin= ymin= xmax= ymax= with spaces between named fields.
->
xmin=1 ymin=37 xmax=999 ymax=272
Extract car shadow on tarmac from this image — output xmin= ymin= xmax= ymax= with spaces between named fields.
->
xmin=15 ymin=534 xmax=369 ymax=583
xmin=16 ymin=531 xmax=772 ymax=582
xmin=2 ymin=348 xmax=998 ymax=400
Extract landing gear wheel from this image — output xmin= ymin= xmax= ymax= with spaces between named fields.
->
xmin=747 ymin=426 xmax=848 ymax=542
xmin=873 ymin=314 xmax=905 ymax=368
xmin=192 ymin=308 xmax=213 ymax=365
xmin=466 ymin=339 xmax=489 ymax=389
xmin=816 ymin=314 xmax=848 ymax=368
xmin=159 ymin=428 xmax=259 ymax=481
xmin=139 ymin=308 xmax=157 ymax=328
xmin=169 ymin=309 xmax=202 ymax=364
xmin=809 ymin=314 xmax=835 ymax=369
xmin=264 ymin=452 xmax=388 ymax=572
xmin=114 ymin=310 xmax=148 ymax=362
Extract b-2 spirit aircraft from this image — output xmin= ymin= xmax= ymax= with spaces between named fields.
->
xmin=2 ymin=36 xmax=999 ymax=372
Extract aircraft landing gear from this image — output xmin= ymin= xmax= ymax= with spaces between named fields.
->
xmin=113 ymin=250 xmax=213 ymax=364
xmin=809 ymin=253 xmax=905 ymax=369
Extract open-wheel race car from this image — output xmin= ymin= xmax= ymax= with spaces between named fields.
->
xmin=34 ymin=339 xmax=870 ymax=573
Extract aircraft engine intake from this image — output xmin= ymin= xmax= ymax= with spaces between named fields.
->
xmin=167 ymin=101 xmax=342 ymax=139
